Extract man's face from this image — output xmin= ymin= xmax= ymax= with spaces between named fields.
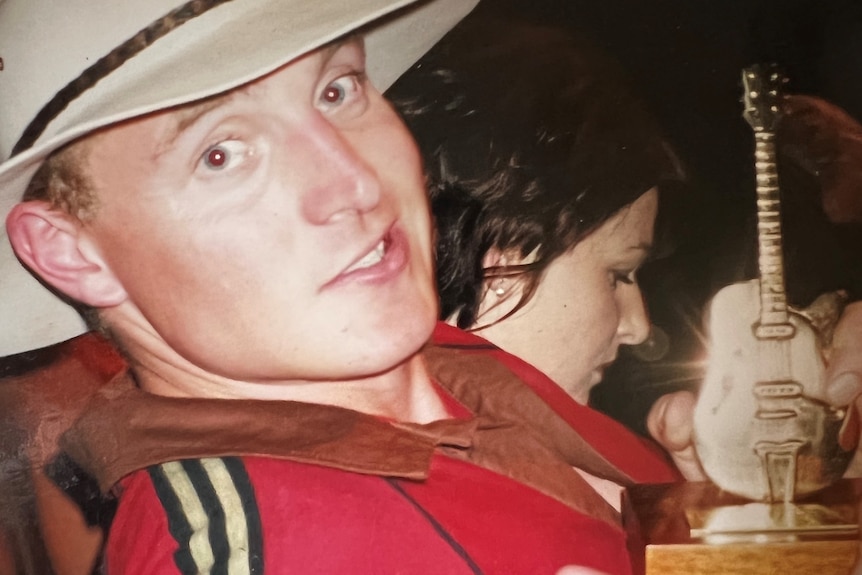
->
xmin=78 ymin=38 xmax=437 ymax=383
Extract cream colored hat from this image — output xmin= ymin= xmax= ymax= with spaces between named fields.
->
xmin=0 ymin=0 xmax=478 ymax=356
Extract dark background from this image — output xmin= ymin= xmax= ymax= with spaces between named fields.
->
xmin=479 ymin=0 xmax=862 ymax=433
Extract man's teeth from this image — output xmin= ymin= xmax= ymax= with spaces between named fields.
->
xmin=346 ymin=240 xmax=385 ymax=272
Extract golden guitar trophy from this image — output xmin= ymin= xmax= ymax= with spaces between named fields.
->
xmin=623 ymin=64 xmax=861 ymax=575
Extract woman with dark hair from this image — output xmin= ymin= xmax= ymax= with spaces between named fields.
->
xmin=389 ymin=13 xmax=862 ymax=498
xmin=397 ymin=26 xmax=679 ymax=341
xmin=388 ymin=16 xmax=688 ymax=501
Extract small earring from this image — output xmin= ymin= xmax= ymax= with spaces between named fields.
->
xmin=492 ymin=280 xmax=507 ymax=296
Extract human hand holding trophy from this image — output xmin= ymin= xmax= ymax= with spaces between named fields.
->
xmin=627 ymin=64 xmax=862 ymax=575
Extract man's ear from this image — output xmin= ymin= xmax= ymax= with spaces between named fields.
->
xmin=6 ymin=201 xmax=127 ymax=307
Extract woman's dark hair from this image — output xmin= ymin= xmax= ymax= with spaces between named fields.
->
xmin=388 ymin=16 xmax=683 ymax=329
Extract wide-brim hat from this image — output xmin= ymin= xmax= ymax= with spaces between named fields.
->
xmin=0 ymin=0 xmax=479 ymax=356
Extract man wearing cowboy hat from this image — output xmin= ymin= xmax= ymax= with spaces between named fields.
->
xmin=0 ymin=0 xmax=637 ymax=573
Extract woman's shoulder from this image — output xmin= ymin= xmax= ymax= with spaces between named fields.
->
xmin=429 ymin=322 xmax=680 ymax=483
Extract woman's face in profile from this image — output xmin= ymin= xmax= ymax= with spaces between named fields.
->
xmin=476 ymin=188 xmax=658 ymax=403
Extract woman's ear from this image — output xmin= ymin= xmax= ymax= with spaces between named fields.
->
xmin=476 ymin=247 xmax=525 ymax=322
xmin=481 ymin=245 xmax=541 ymax=270
xmin=480 ymin=246 xmax=508 ymax=270
xmin=6 ymin=201 xmax=127 ymax=307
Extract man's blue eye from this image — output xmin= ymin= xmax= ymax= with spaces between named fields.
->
xmin=320 ymin=75 xmax=364 ymax=108
xmin=322 ymin=83 xmax=345 ymax=105
xmin=200 ymin=140 xmax=250 ymax=171
xmin=204 ymin=145 xmax=229 ymax=169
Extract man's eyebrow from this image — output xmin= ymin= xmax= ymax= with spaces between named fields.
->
xmin=318 ymin=40 xmax=343 ymax=63
xmin=155 ymin=91 xmax=238 ymax=157
xmin=320 ymin=35 xmax=363 ymax=66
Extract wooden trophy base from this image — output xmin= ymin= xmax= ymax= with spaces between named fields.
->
xmin=623 ymin=479 xmax=862 ymax=575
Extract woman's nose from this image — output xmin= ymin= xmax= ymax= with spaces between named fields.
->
xmin=617 ymin=286 xmax=650 ymax=345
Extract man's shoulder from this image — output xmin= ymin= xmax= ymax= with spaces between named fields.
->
xmin=110 ymin=455 xmax=435 ymax=573
xmin=1 ymin=333 xmax=124 ymax=442
xmin=0 ymin=332 xmax=123 ymax=575
xmin=1 ymin=332 xmax=124 ymax=469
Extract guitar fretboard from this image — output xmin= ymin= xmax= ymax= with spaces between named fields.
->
xmin=754 ymin=132 xmax=794 ymax=338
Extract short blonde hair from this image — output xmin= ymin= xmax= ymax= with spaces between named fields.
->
xmin=22 ymin=139 xmax=98 ymax=221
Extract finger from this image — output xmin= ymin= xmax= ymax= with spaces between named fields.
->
xmin=646 ymin=390 xmax=696 ymax=452
xmin=838 ymin=395 xmax=861 ymax=453
xmin=647 ymin=391 xmax=708 ymax=480
xmin=555 ymin=566 xmax=610 ymax=575
xmin=826 ymin=302 xmax=862 ymax=406
xmin=667 ymin=444 xmax=708 ymax=481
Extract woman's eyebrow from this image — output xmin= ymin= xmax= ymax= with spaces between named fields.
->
xmin=628 ymin=242 xmax=654 ymax=257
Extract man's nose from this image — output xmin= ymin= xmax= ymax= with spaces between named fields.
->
xmin=296 ymin=121 xmax=382 ymax=225
xmin=617 ymin=286 xmax=651 ymax=345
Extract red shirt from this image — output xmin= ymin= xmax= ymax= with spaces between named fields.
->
xmin=107 ymin=454 xmax=631 ymax=574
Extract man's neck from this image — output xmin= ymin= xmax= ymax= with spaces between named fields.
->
xmin=122 ymin=339 xmax=450 ymax=424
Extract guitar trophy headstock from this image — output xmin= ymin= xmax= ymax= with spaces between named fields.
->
xmin=742 ymin=63 xmax=787 ymax=134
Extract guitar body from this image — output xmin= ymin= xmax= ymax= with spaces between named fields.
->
xmin=694 ymin=280 xmax=852 ymax=501
xmin=692 ymin=64 xmax=855 ymax=502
